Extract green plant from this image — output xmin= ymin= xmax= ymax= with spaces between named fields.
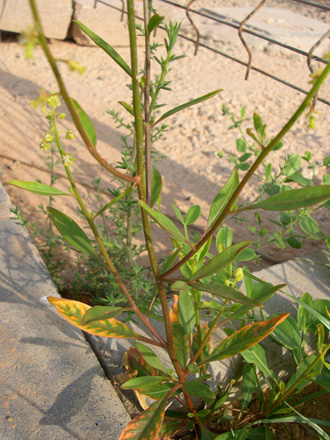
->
xmin=10 ymin=0 xmax=330 ymax=438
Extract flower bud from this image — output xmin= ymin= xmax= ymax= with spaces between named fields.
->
xmin=233 ymin=267 xmax=243 ymax=282
xmin=65 ymin=129 xmax=75 ymax=140
xmin=43 ymin=133 xmax=54 ymax=143
xmin=39 ymin=141 xmax=50 ymax=151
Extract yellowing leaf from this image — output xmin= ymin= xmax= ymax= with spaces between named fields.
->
xmin=199 ymin=313 xmax=289 ymax=366
xmin=170 ymin=295 xmax=190 ymax=369
xmin=48 ymin=297 xmax=152 ymax=342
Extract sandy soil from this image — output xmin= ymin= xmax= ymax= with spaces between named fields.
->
xmin=1 ymin=0 xmax=330 ymax=273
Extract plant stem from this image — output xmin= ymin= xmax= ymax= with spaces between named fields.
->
xmin=51 ymin=112 xmax=165 ymax=347
xmin=160 ymin=61 xmax=330 ymax=280
xmin=143 ymin=0 xmax=152 ymax=206
xmin=29 ymin=0 xmax=138 ymax=184
xmin=127 ymin=0 xmax=190 ymax=390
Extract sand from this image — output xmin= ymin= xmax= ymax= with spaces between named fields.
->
xmin=1 ymin=0 xmax=330 ymax=274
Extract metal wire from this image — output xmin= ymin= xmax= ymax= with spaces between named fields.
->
xmin=94 ymin=0 xmax=330 ymax=106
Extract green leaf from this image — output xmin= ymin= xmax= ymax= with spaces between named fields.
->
xmin=135 ymin=342 xmax=169 ymax=374
xmin=307 ymin=299 xmax=330 ymax=333
xmin=282 ymin=153 xmax=301 ymax=177
xmin=161 ymin=248 xmax=180 ymax=273
xmin=121 ymin=376 xmax=169 ymax=390
xmin=253 ymin=113 xmax=264 ymax=137
xmin=81 ymin=306 xmax=125 ymax=325
xmin=185 ymin=205 xmax=201 ymax=225
xmin=236 ymin=138 xmax=247 ymax=153
xmin=170 ymin=295 xmax=190 ymax=369
xmin=216 ymin=227 xmax=233 ymax=250
xmin=200 ymin=424 xmax=218 ymax=440
xmin=47 ymin=207 xmax=98 ymax=257
xmin=208 ymin=169 xmax=239 ymax=227
xmin=150 ymin=166 xmax=163 ymax=207
xmin=282 ymin=291 xmax=330 ymax=331
xmin=235 ymin=248 xmax=256 ymax=262
xmin=171 ymin=280 xmax=189 ymax=291
xmin=71 ymin=98 xmax=97 ymax=147
xmin=48 ymin=297 xmax=150 ymax=342
xmin=287 ymin=236 xmax=302 ymax=249
xmin=182 ymin=381 xmax=215 ymax=401
xmin=189 ymin=241 xmax=251 ymax=282
xmin=199 ymin=314 xmax=289 ymax=366
xmin=118 ymin=394 xmax=170 ymax=440
xmin=297 ymin=292 xmax=313 ymax=333
xmin=9 ymin=180 xmax=70 ymax=196
xmin=139 ymin=200 xmax=187 ymax=243
xmin=118 ymin=100 xmax=134 ymax=116
xmin=269 ymin=314 xmax=301 ymax=350
xmin=215 ymin=428 xmax=249 ymax=439
xmin=285 ymin=171 xmax=312 ymax=187
xmin=241 ymin=364 xmax=258 ymax=415
xmin=299 ymin=216 xmax=324 ymax=239
xmin=315 ymin=366 xmax=330 ymax=392
xmin=265 ymin=163 xmax=272 ymax=181
xmin=154 ymin=89 xmax=222 ymax=125
xmin=286 ymin=353 xmax=323 ymax=391
xmin=172 ymin=204 xmax=185 ymax=225
xmin=248 ymin=186 xmax=330 ymax=211
xmin=147 ymin=14 xmax=165 ymax=36
xmin=241 ymin=343 xmax=276 ymax=381
xmin=247 ymin=427 xmax=275 ymax=440
xmin=74 ymin=21 xmax=132 ymax=77
xmin=178 ymin=291 xmax=196 ymax=335
xmin=192 ymin=282 xmax=262 ymax=307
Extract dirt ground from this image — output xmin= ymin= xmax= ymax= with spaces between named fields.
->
xmin=1 ymin=0 xmax=330 ymax=271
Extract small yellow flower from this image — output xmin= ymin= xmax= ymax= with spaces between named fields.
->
xmin=224 ymin=279 xmax=231 ymax=287
xmin=43 ymin=133 xmax=54 ymax=143
xmin=47 ymin=95 xmax=61 ymax=109
xmin=19 ymin=25 xmax=39 ymax=59
xmin=65 ymin=129 xmax=75 ymax=140
xmin=30 ymin=89 xmax=50 ymax=110
xmin=62 ymin=153 xmax=75 ymax=167
xmin=67 ymin=59 xmax=86 ymax=75
xmin=39 ymin=141 xmax=50 ymax=151
xmin=58 ymin=113 xmax=66 ymax=119
xmin=233 ymin=267 xmax=243 ymax=282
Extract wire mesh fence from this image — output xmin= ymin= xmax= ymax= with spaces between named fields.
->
xmin=94 ymin=0 xmax=330 ymax=106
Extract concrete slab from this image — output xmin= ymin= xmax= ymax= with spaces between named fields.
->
xmin=0 ymin=0 xmax=73 ymax=40
xmin=0 ymin=181 xmax=130 ymax=440
xmin=185 ymin=7 xmax=330 ymax=56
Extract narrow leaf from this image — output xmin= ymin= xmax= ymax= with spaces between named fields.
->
xmin=47 ymin=207 xmax=98 ymax=257
xmin=269 ymin=314 xmax=301 ymax=350
xmin=147 ymin=14 xmax=165 ymax=36
xmin=170 ymin=295 xmax=190 ymax=369
xmin=192 ymin=281 xmax=263 ymax=307
xmin=199 ymin=313 xmax=289 ymax=366
xmin=71 ymin=98 xmax=97 ymax=147
xmin=48 ymin=297 xmax=152 ymax=342
xmin=189 ymin=241 xmax=251 ymax=282
xmin=247 ymin=185 xmax=330 ymax=211
xmin=154 ymin=89 xmax=222 ymax=125
xmin=241 ymin=364 xmax=258 ymax=414
xmin=241 ymin=343 xmax=276 ymax=381
xmin=119 ymin=394 xmax=169 ymax=440
xmin=178 ymin=290 xmax=196 ymax=335
xmin=74 ymin=21 xmax=132 ymax=77
xmin=118 ymin=100 xmax=134 ymax=116
xmin=208 ymin=169 xmax=239 ymax=227
xmin=150 ymin=166 xmax=163 ymax=207
xmin=297 ymin=292 xmax=313 ymax=332
xmin=121 ymin=376 xmax=169 ymax=390
xmin=82 ymin=306 xmax=125 ymax=325
xmin=9 ymin=180 xmax=70 ymax=196
xmin=182 ymin=381 xmax=215 ymax=400
xmin=139 ymin=200 xmax=187 ymax=243
xmin=135 ymin=342 xmax=169 ymax=375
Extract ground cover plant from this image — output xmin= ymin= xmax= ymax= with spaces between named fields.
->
xmin=10 ymin=0 xmax=330 ymax=438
